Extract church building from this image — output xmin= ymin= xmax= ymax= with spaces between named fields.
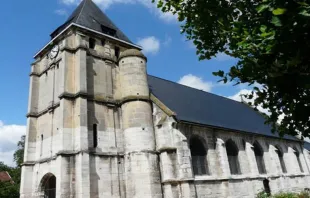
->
xmin=20 ymin=0 xmax=310 ymax=197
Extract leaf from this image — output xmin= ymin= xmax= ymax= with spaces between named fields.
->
xmin=260 ymin=25 xmax=267 ymax=32
xmin=271 ymin=16 xmax=282 ymax=26
xmin=299 ymin=9 xmax=310 ymax=16
xmin=256 ymin=4 xmax=269 ymax=13
xmin=272 ymin=8 xmax=287 ymax=15
xmin=297 ymin=2 xmax=309 ymax=6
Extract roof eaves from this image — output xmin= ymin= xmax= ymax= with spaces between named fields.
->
xmin=178 ymin=119 xmax=301 ymax=142
xmin=34 ymin=23 xmax=142 ymax=59
xmin=72 ymin=23 xmax=142 ymax=49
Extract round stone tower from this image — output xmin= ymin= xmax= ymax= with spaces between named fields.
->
xmin=118 ymin=49 xmax=162 ymax=198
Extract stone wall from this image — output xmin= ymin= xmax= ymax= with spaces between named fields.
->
xmin=153 ymin=103 xmax=310 ymax=198
xmin=21 ymin=24 xmax=310 ymax=198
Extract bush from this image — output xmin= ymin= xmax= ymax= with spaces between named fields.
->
xmin=256 ymin=191 xmax=310 ymax=198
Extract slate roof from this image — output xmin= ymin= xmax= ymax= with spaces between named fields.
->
xmin=304 ymin=142 xmax=310 ymax=151
xmin=147 ymin=75 xmax=298 ymax=141
xmin=50 ymin=0 xmax=132 ymax=44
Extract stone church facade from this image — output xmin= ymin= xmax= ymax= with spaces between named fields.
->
xmin=20 ymin=0 xmax=310 ymax=197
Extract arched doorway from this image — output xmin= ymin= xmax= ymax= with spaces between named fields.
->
xmin=39 ymin=173 xmax=56 ymax=198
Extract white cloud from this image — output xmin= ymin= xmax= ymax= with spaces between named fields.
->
xmin=59 ymin=0 xmax=177 ymax=23
xmin=55 ymin=9 xmax=68 ymax=16
xmin=60 ymin=0 xmax=81 ymax=5
xmin=178 ymin=74 xmax=213 ymax=92
xmin=137 ymin=36 xmax=160 ymax=54
xmin=214 ymin=52 xmax=234 ymax=61
xmin=228 ymin=89 xmax=270 ymax=116
xmin=0 ymin=121 xmax=26 ymax=167
xmin=163 ymin=35 xmax=172 ymax=47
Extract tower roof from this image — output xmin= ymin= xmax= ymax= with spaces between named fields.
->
xmin=51 ymin=0 xmax=132 ymax=44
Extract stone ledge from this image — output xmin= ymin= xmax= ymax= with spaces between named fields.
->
xmin=162 ymin=178 xmax=194 ymax=184
xmin=161 ymin=174 xmax=309 ymax=184
xmin=30 ymin=58 xmax=62 ymax=77
xmin=22 ymin=150 xmax=126 ymax=166
xmin=118 ymin=49 xmax=147 ymax=62
xmin=125 ymin=150 xmax=159 ymax=155
xmin=27 ymin=92 xmax=152 ymax=118
xmin=61 ymin=45 xmax=117 ymax=64
xmin=60 ymin=91 xmax=151 ymax=106
xmin=157 ymin=147 xmax=177 ymax=153
xmin=26 ymin=102 xmax=60 ymax=118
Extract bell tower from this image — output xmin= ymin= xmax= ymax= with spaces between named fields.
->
xmin=20 ymin=0 xmax=163 ymax=197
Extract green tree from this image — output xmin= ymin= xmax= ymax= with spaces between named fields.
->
xmin=155 ymin=0 xmax=310 ymax=137
xmin=0 ymin=135 xmax=25 ymax=197
xmin=14 ymin=135 xmax=25 ymax=167
xmin=0 ymin=162 xmax=20 ymax=198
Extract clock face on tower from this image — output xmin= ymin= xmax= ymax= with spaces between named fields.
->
xmin=49 ymin=45 xmax=59 ymax=60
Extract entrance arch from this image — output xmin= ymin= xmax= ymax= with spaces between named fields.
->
xmin=39 ymin=173 xmax=56 ymax=198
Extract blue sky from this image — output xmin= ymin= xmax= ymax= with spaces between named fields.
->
xmin=0 ymin=0 xmax=250 ymax=166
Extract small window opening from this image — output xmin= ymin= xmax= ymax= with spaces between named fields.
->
xmin=56 ymin=63 xmax=59 ymax=69
xmin=93 ymin=124 xmax=98 ymax=148
xmin=275 ymin=146 xmax=287 ymax=173
xmin=115 ymin=47 xmax=120 ymax=59
xmin=89 ymin=38 xmax=96 ymax=49
xmin=253 ymin=141 xmax=266 ymax=174
xmin=190 ymin=136 xmax=209 ymax=175
xmin=40 ymin=134 xmax=43 ymax=156
xmin=242 ymin=139 xmax=246 ymax=149
xmin=226 ymin=139 xmax=241 ymax=175
xmin=294 ymin=149 xmax=304 ymax=173
xmin=101 ymin=39 xmax=106 ymax=46
xmin=101 ymin=25 xmax=116 ymax=36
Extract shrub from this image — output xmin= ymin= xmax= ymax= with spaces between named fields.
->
xmin=256 ymin=191 xmax=310 ymax=198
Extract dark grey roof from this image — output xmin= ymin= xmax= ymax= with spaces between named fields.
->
xmin=304 ymin=142 xmax=310 ymax=151
xmin=51 ymin=0 xmax=132 ymax=43
xmin=147 ymin=75 xmax=298 ymax=141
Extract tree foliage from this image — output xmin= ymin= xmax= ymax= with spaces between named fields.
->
xmin=0 ymin=135 xmax=25 ymax=197
xmin=155 ymin=0 xmax=310 ymax=137
xmin=14 ymin=135 xmax=25 ymax=168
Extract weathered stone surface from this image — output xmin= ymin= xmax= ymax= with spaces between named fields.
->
xmin=21 ymin=27 xmax=310 ymax=198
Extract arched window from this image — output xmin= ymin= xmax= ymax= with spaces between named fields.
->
xmin=40 ymin=173 xmax=56 ymax=198
xmin=253 ymin=141 xmax=266 ymax=174
xmin=275 ymin=146 xmax=287 ymax=173
xmin=293 ymin=148 xmax=304 ymax=173
xmin=226 ymin=139 xmax=241 ymax=175
xmin=190 ymin=136 xmax=209 ymax=175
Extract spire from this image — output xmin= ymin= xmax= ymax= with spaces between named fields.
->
xmin=51 ymin=0 xmax=132 ymax=43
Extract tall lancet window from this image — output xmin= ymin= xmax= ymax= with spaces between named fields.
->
xmin=275 ymin=146 xmax=287 ymax=173
xmin=226 ymin=139 xmax=241 ymax=175
xmin=190 ymin=136 xmax=209 ymax=175
xmin=253 ymin=141 xmax=266 ymax=174
xmin=293 ymin=148 xmax=304 ymax=173
xmin=93 ymin=124 xmax=98 ymax=148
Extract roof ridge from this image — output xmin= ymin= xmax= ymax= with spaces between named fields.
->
xmin=76 ymin=0 xmax=88 ymax=24
xmin=148 ymin=74 xmax=243 ymax=104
